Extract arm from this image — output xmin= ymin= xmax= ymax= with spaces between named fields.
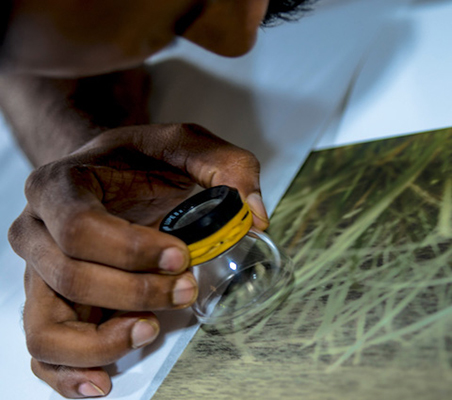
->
xmin=2 ymin=68 xmax=269 ymax=398
xmin=0 ymin=67 xmax=150 ymax=166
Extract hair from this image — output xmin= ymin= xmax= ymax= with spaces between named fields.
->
xmin=262 ymin=0 xmax=319 ymax=26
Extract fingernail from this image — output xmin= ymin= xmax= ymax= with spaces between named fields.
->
xmin=159 ymin=247 xmax=188 ymax=272
xmin=78 ymin=382 xmax=106 ymax=397
xmin=131 ymin=319 xmax=160 ymax=349
xmin=172 ymin=275 xmax=198 ymax=306
xmin=246 ymin=193 xmax=269 ymax=224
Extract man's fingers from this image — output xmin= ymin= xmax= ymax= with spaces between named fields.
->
xmin=22 ymin=165 xmax=190 ymax=273
xmin=24 ymin=266 xmax=162 ymax=367
xmin=11 ymin=204 xmax=190 ymax=275
xmin=13 ymin=218 xmax=198 ymax=310
xmin=18 ymin=122 xmax=267 ymax=278
xmin=31 ymin=360 xmax=110 ymax=398
xmin=22 ymin=123 xmax=267 ymax=272
xmin=85 ymin=123 xmax=269 ymax=228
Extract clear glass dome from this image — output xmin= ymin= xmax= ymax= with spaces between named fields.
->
xmin=191 ymin=229 xmax=294 ymax=332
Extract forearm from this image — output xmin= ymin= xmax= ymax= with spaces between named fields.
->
xmin=0 ymin=67 xmax=151 ymax=167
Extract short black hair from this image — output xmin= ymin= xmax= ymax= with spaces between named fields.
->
xmin=262 ymin=0 xmax=318 ymax=26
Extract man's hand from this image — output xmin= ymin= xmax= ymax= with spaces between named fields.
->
xmin=9 ymin=123 xmax=268 ymax=397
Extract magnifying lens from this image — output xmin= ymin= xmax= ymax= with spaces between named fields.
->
xmin=160 ymin=186 xmax=293 ymax=331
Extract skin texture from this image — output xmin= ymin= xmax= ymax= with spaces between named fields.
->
xmin=11 ymin=124 xmax=267 ymax=398
xmin=0 ymin=1 xmax=272 ymax=397
xmin=3 ymin=0 xmax=270 ymax=76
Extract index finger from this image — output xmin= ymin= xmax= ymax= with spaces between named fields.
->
xmin=23 ymin=163 xmax=189 ymax=273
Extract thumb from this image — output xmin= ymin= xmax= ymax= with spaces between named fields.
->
xmin=176 ymin=124 xmax=269 ymax=230
xmin=85 ymin=123 xmax=269 ymax=229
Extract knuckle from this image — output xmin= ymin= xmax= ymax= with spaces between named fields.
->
xmin=7 ymin=216 xmax=26 ymax=256
xmin=30 ymin=358 xmax=40 ymax=378
xmin=234 ymin=148 xmax=260 ymax=170
xmin=24 ymin=169 xmax=43 ymax=202
xmin=122 ymin=229 xmax=155 ymax=270
xmin=30 ymin=359 xmax=74 ymax=398
xmin=131 ymin=278 xmax=151 ymax=310
xmin=218 ymin=148 xmax=260 ymax=178
xmin=42 ymin=256 xmax=89 ymax=304
xmin=177 ymin=123 xmax=212 ymax=142
xmin=26 ymin=330 xmax=48 ymax=361
xmin=56 ymin=211 xmax=91 ymax=258
xmin=53 ymin=266 xmax=87 ymax=304
xmin=130 ymin=276 xmax=160 ymax=310
xmin=25 ymin=162 xmax=88 ymax=208
xmin=24 ymin=163 xmax=58 ymax=202
xmin=158 ymin=123 xmax=191 ymax=148
xmin=29 ymin=358 xmax=48 ymax=384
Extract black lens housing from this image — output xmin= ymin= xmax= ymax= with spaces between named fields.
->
xmin=159 ymin=186 xmax=243 ymax=245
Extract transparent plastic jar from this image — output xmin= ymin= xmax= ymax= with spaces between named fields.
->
xmin=160 ymin=186 xmax=293 ymax=332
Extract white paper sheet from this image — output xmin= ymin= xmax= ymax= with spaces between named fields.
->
xmin=0 ymin=1 xmax=411 ymax=398
xmin=316 ymin=0 xmax=452 ymax=149
xmin=148 ymin=0 xmax=405 ymax=214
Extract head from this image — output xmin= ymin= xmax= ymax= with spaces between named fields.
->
xmin=2 ymin=0 xmax=315 ymax=77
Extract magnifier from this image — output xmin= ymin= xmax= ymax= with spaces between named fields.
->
xmin=160 ymin=186 xmax=293 ymax=331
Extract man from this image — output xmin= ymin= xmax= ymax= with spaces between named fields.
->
xmin=0 ymin=1 xmax=315 ymax=397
